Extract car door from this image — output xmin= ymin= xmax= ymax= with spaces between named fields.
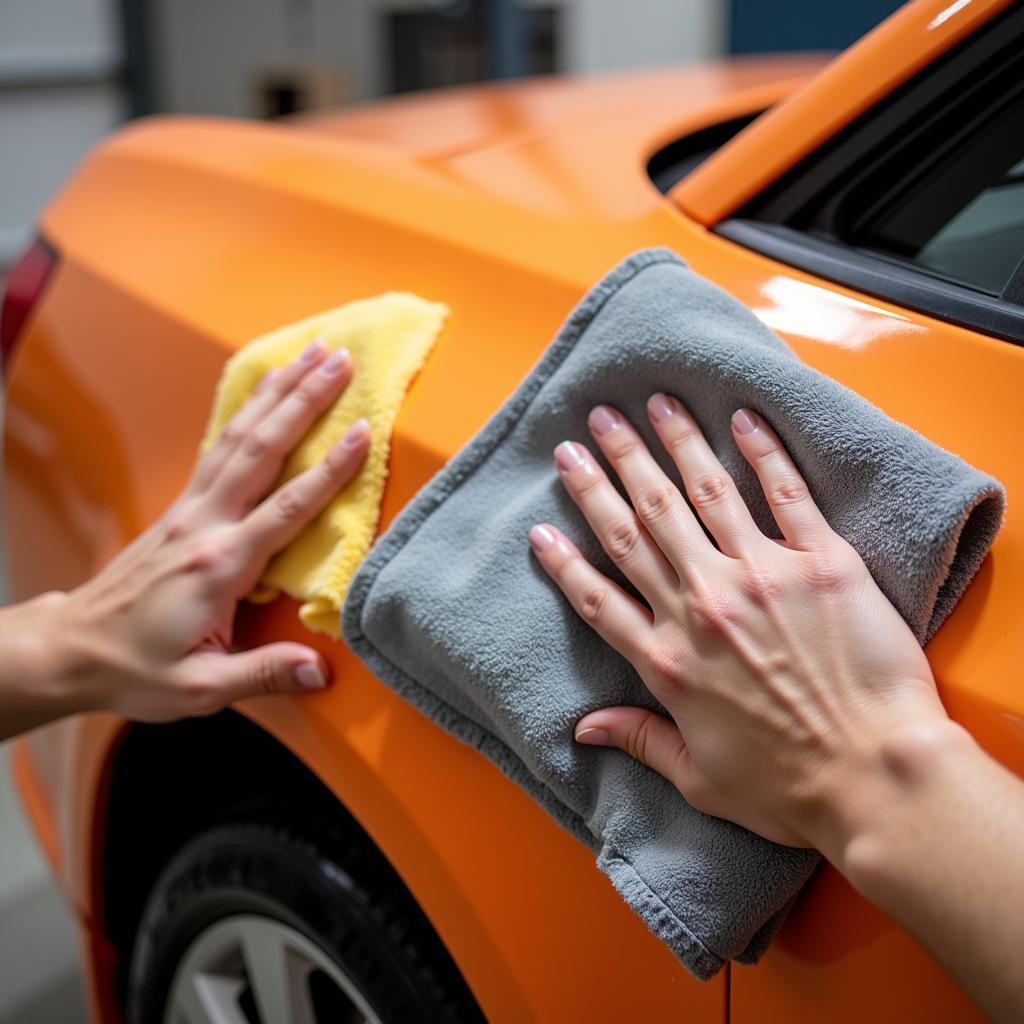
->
xmin=666 ymin=0 xmax=1024 ymax=1020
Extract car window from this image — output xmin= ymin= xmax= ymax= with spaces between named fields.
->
xmin=715 ymin=3 xmax=1024 ymax=344
xmin=847 ymin=95 xmax=1024 ymax=296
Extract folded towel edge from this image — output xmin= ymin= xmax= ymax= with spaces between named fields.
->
xmin=926 ymin=484 xmax=1005 ymax=642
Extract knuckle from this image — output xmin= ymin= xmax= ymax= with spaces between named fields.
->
xmin=574 ymin=472 xmax=603 ymax=500
xmin=635 ymin=484 xmax=677 ymax=525
xmin=273 ymin=485 xmax=305 ymax=523
xmin=647 ymin=643 xmax=686 ymax=686
xmin=249 ymin=658 xmax=283 ymax=697
xmin=689 ymin=473 xmax=731 ymax=508
xmin=242 ymin=431 xmax=272 ymax=461
xmin=626 ymin=713 xmax=657 ymax=764
xmin=321 ymin=447 xmax=349 ymax=477
xmin=663 ymin=423 xmax=696 ymax=448
xmin=603 ymin=517 xmax=642 ymax=562
xmin=687 ymin=589 xmax=734 ymax=633
xmin=187 ymin=541 xmax=225 ymax=576
xmin=800 ymin=552 xmax=853 ymax=593
xmin=219 ymin=424 xmax=243 ymax=447
xmin=292 ymin=381 xmax=319 ymax=407
xmin=164 ymin=512 xmax=194 ymax=543
xmin=738 ymin=567 xmax=783 ymax=603
xmin=553 ymin=551 xmax=579 ymax=584
xmin=578 ymin=585 xmax=608 ymax=623
xmin=770 ymin=477 xmax=809 ymax=507
xmin=666 ymin=425 xmax=698 ymax=454
xmin=610 ymin=436 xmax=641 ymax=461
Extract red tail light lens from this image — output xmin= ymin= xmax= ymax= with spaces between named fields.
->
xmin=1 ymin=237 xmax=58 ymax=379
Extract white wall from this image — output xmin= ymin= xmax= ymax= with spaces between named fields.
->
xmin=154 ymin=0 xmax=726 ymax=117
xmin=0 ymin=0 xmax=124 ymax=269
xmin=155 ymin=0 xmax=382 ymax=115
xmin=561 ymin=0 xmax=724 ymax=73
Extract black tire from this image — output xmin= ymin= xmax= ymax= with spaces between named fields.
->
xmin=127 ymin=818 xmax=485 ymax=1024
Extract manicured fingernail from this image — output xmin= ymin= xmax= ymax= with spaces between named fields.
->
xmin=589 ymin=405 xmax=619 ymax=436
xmin=256 ymin=368 xmax=278 ymax=394
xmin=648 ymin=393 xmax=675 ymax=423
xmin=301 ymin=338 xmax=326 ymax=364
xmin=555 ymin=440 xmax=586 ymax=471
xmin=575 ymin=727 xmax=610 ymax=746
xmin=294 ymin=662 xmax=327 ymax=690
xmin=321 ymin=347 xmax=350 ymax=375
xmin=732 ymin=409 xmax=759 ymax=435
xmin=529 ymin=524 xmax=555 ymax=553
xmin=343 ymin=418 xmax=370 ymax=447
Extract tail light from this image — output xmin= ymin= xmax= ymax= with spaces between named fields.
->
xmin=1 ymin=236 xmax=59 ymax=379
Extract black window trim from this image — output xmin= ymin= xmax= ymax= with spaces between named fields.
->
xmin=718 ymin=220 xmax=1024 ymax=345
xmin=715 ymin=1 xmax=1024 ymax=347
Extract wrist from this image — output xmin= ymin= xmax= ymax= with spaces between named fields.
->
xmin=0 ymin=590 xmax=90 ymax=735
xmin=813 ymin=717 xmax=980 ymax=889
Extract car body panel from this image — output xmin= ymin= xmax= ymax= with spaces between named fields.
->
xmin=3 ymin=7 xmax=1020 ymax=1021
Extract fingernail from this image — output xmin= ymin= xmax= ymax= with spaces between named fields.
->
xmin=300 ymin=338 xmax=326 ymax=364
xmin=648 ymin=393 xmax=675 ymax=423
xmin=529 ymin=524 xmax=555 ymax=553
xmin=294 ymin=662 xmax=327 ymax=690
xmin=589 ymin=405 xmax=619 ymax=436
xmin=555 ymin=440 xmax=586 ymax=472
xmin=732 ymin=409 xmax=759 ymax=435
xmin=343 ymin=418 xmax=370 ymax=447
xmin=321 ymin=347 xmax=350 ymax=375
xmin=575 ymin=727 xmax=610 ymax=746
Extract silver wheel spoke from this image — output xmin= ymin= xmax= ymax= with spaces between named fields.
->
xmin=170 ymin=972 xmax=248 ymax=1024
xmin=242 ymin=926 xmax=316 ymax=1024
xmin=163 ymin=913 xmax=384 ymax=1024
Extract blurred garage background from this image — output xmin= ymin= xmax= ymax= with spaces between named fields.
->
xmin=1 ymin=0 xmax=900 ymax=1019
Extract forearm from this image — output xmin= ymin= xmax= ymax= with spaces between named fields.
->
xmin=0 ymin=592 xmax=80 ymax=741
xmin=816 ymin=720 xmax=1024 ymax=1024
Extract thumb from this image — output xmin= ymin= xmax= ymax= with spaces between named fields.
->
xmin=575 ymin=706 xmax=708 ymax=808
xmin=184 ymin=643 xmax=330 ymax=712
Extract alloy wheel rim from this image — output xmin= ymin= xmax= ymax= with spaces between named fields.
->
xmin=165 ymin=913 xmax=384 ymax=1024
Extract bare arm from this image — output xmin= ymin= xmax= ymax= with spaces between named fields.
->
xmin=0 ymin=338 xmax=369 ymax=742
xmin=528 ymin=396 xmax=1023 ymax=1021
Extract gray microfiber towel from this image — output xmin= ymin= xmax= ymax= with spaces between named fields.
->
xmin=342 ymin=248 xmax=1004 ymax=979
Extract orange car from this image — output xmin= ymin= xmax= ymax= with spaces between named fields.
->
xmin=3 ymin=0 xmax=1022 ymax=1020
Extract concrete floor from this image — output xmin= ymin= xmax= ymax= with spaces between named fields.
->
xmin=1 ymin=479 xmax=89 ymax=1021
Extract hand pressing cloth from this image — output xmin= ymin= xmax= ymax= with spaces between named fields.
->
xmin=201 ymin=293 xmax=447 ymax=636
xmin=342 ymin=249 xmax=1004 ymax=978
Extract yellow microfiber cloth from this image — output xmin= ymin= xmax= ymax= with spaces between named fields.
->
xmin=200 ymin=293 xmax=448 ymax=637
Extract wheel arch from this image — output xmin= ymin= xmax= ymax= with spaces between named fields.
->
xmin=96 ymin=710 xmax=471 ymax=1013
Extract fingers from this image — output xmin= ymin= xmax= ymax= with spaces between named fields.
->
xmin=586 ymin=405 xmax=709 ymax=571
xmin=574 ymin=706 xmax=707 ymax=806
xmin=179 ymin=643 xmax=331 ymax=715
xmin=647 ymin=394 xmax=763 ymax=558
xmin=213 ymin=346 xmax=355 ymax=515
xmin=553 ymin=440 xmax=678 ymax=601
xmin=731 ymin=409 xmax=831 ymax=549
xmin=237 ymin=418 xmax=371 ymax=569
xmin=529 ymin=523 xmax=653 ymax=661
xmin=190 ymin=339 xmax=330 ymax=495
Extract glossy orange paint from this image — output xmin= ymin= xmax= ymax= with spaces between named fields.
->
xmin=675 ymin=0 xmax=1017 ymax=225
xmin=2 ymin=6 xmax=1020 ymax=1024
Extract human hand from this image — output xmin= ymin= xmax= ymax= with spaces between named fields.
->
xmin=528 ymin=395 xmax=952 ymax=854
xmin=35 ymin=339 xmax=369 ymax=724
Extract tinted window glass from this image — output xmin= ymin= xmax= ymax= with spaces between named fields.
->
xmin=849 ymin=94 xmax=1024 ymax=296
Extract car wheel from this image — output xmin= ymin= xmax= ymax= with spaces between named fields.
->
xmin=127 ymin=819 xmax=483 ymax=1024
